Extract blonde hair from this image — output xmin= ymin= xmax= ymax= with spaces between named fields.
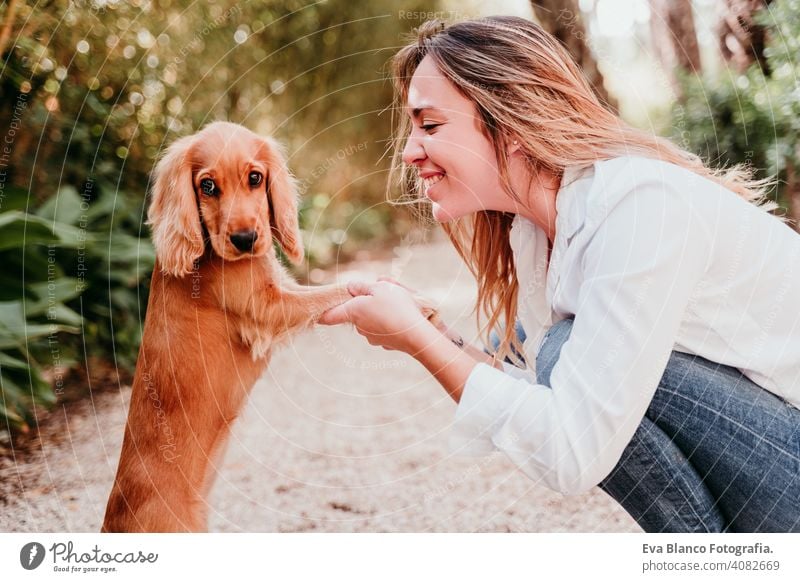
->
xmin=389 ymin=16 xmax=778 ymax=362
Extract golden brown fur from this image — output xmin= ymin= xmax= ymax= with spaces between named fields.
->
xmin=102 ymin=122 xmax=350 ymax=532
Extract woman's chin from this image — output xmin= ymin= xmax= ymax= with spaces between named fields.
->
xmin=431 ymin=202 xmax=457 ymax=223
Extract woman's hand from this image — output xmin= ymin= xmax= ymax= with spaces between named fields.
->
xmin=319 ymin=277 xmax=487 ymax=402
xmin=318 ymin=280 xmax=437 ymax=354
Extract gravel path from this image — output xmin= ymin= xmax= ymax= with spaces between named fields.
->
xmin=0 ymin=237 xmax=639 ymax=532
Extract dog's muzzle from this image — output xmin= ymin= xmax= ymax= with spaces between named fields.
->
xmin=230 ymin=230 xmax=258 ymax=252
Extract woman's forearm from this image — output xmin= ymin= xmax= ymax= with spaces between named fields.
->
xmin=436 ymin=325 xmax=501 ymax=369
xmin=463 ymin=342 xmax=500 ymax=368
xmin=406 ymin=321 xmax=490 ymax=403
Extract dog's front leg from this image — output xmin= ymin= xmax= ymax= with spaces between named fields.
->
xmin=234 ymin=283 xmax=350 ymax=356
xmin=274 ymin=283 xmax=352 ymax=330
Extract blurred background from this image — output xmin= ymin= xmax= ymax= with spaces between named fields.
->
xmin=0 ymin=0 xmax=798 ymax=462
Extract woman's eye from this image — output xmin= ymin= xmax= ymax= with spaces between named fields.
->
xmin=200 ymin=178 xmax=217 ymax=196
xmin=249 ymin=172 xmax=263 ymax=187
xmin=421 ymin=123 xmax=440 ymax=132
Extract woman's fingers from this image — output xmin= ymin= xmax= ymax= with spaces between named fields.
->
xmin=347 ymin=280 xmax=375 ymax=297
xmin=318 ymin=299 xmax=360 ymax=325
xmin=377 ymin=276 xmax=418 ymax=295
xmin=377 ymin=277 xmax=441 ymax=325
xmin=317 ymin=278 xmax=431 ymax=353
xmin=319 ymin=281 xmax=373 ymax=325
xmin=317 ymin=303 xmax=347 ymax=325
xmin=318 ymin=292 xmax=377 ymax=325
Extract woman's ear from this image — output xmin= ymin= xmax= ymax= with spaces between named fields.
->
xmin=147 ymin=135 xmax=204 ymax=277
xmin=259 ymin=137 xmax=304 ymax=265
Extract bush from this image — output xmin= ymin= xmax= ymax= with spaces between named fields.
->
xmin=671 ymin=0 xmax=800 ymax=213
xmin=0 ymin=184 xmax=153 ymax=434
xmin=1 ymin=0 xmax=442 ymax=436
xmin=0 ymin=186 xmax=83 ymax=432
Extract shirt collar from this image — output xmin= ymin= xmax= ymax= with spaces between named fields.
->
xmin=509 ymin=163 xmax=594 ymax=260
xmin=508 ymin=163 xmax=595 ymax=358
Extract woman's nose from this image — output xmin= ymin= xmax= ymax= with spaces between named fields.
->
xmin=402 ymin=133 xmax=425 ymax=166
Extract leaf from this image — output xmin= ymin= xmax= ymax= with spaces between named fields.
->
xmin=0 ymin=211 xmax=89 ymax=251
xmin=25 ymin=278 xmax=83 ymax=316
xmin=0 ymin=186 xmax=34 ymax=212
xmin=0 ymin=301 xmax=79 ymax=347
xmin=83 ymin=190 xmax=119 ymax=223
xmin=36 ymin=186 xmax=85 ymax=226
xmin=0 ymin=301 xmax=26 ymax=333
xmin=0 ymin=374 xmax=27 ymax=420
xmin=0 ymin=352 xmax=29 ymax=370
xmin=41 ymin=305 xmax=84 ymax=327
xmin=0 ymin=400 xmax=25 ymax=425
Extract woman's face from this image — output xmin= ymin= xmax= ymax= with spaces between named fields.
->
xmin=402 ymin=56 xmax=511 ymax=222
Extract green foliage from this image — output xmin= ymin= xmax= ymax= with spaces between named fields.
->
xmin=0 ymin=0 xmax=443 ymax=434
xmin=0 ymin=183 xmax=153 ymax=433
xmin=35 ymin=182 xmax=156 ymax=371
xmin=757 ymin=0 xmax=800 ymax=172
xmin=673 ymin=67 xmax=787 ymax=175
xmin=0 ymin=186 xmax=82 ymax=432
xmin=1 ymin=0 xmax=442 ymax=262
xmin=671 ymin=0 xmax=800 ymax=209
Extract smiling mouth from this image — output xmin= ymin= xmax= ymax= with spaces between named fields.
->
xmin=422 ymin=174 xmax=444 ymax=192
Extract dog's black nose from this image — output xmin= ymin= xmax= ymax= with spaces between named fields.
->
xmin=230 ymin=230 xmax=258 ymax=252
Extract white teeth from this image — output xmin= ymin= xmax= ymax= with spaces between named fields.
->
xmin=423 ymin=174 xmax=444 ymax=188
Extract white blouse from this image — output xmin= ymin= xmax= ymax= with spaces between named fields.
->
xmin=451 ymin=155 xmax=800 ymax=495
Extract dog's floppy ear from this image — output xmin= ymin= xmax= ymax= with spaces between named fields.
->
xmin=259 ymin=137 xmax=304 ymax=265
xmin=147 ymin=135 xmax=204 ymax=277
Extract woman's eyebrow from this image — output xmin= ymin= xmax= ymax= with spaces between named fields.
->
xmin=409 ymin=106 xmax=443 ymax=118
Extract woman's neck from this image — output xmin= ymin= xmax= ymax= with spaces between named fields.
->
xmin=516 ymin=167 xmax=561 ymax=245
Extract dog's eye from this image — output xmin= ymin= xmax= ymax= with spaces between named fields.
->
xmin=248 ymin=172 xmax=263 ymax=187
xmin=200 ymin=178 xmax=217 ymax=196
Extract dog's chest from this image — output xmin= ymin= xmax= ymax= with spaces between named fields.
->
xmin=237 ymin=320 xmax=275 ymax=361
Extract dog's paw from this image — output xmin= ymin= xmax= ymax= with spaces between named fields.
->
xmin=412 ymin=293 xmax=442 ymax=328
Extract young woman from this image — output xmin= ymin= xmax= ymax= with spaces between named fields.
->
xmin=319 ymin=16 xmax=800 ymax=532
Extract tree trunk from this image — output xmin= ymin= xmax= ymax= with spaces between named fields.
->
xmin=648 ymin=0 xmax=702 ymax=98
xmin=718 ymin=0 xmax=772 ymax=74
xmin=529 ymin=0 xmax=618 ymax=112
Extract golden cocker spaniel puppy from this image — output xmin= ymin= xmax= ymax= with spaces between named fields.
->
xmin=102 ymin=122 xmax=350 ymax=532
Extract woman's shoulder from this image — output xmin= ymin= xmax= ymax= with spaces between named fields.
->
xmin=560 ymin=155 xmax=720 ymax=251
xmin=588 ymin=155 xmax=781 ymax=225
xmin=589 ymin=155 xmax=699 ymax=189
xmin=572 ymin=156 xmax=692 ymax=217
xmin=561 ymin=156 xmax=694 ymax=210
xmin=576 ymin=154 xmax=743 ymax=217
